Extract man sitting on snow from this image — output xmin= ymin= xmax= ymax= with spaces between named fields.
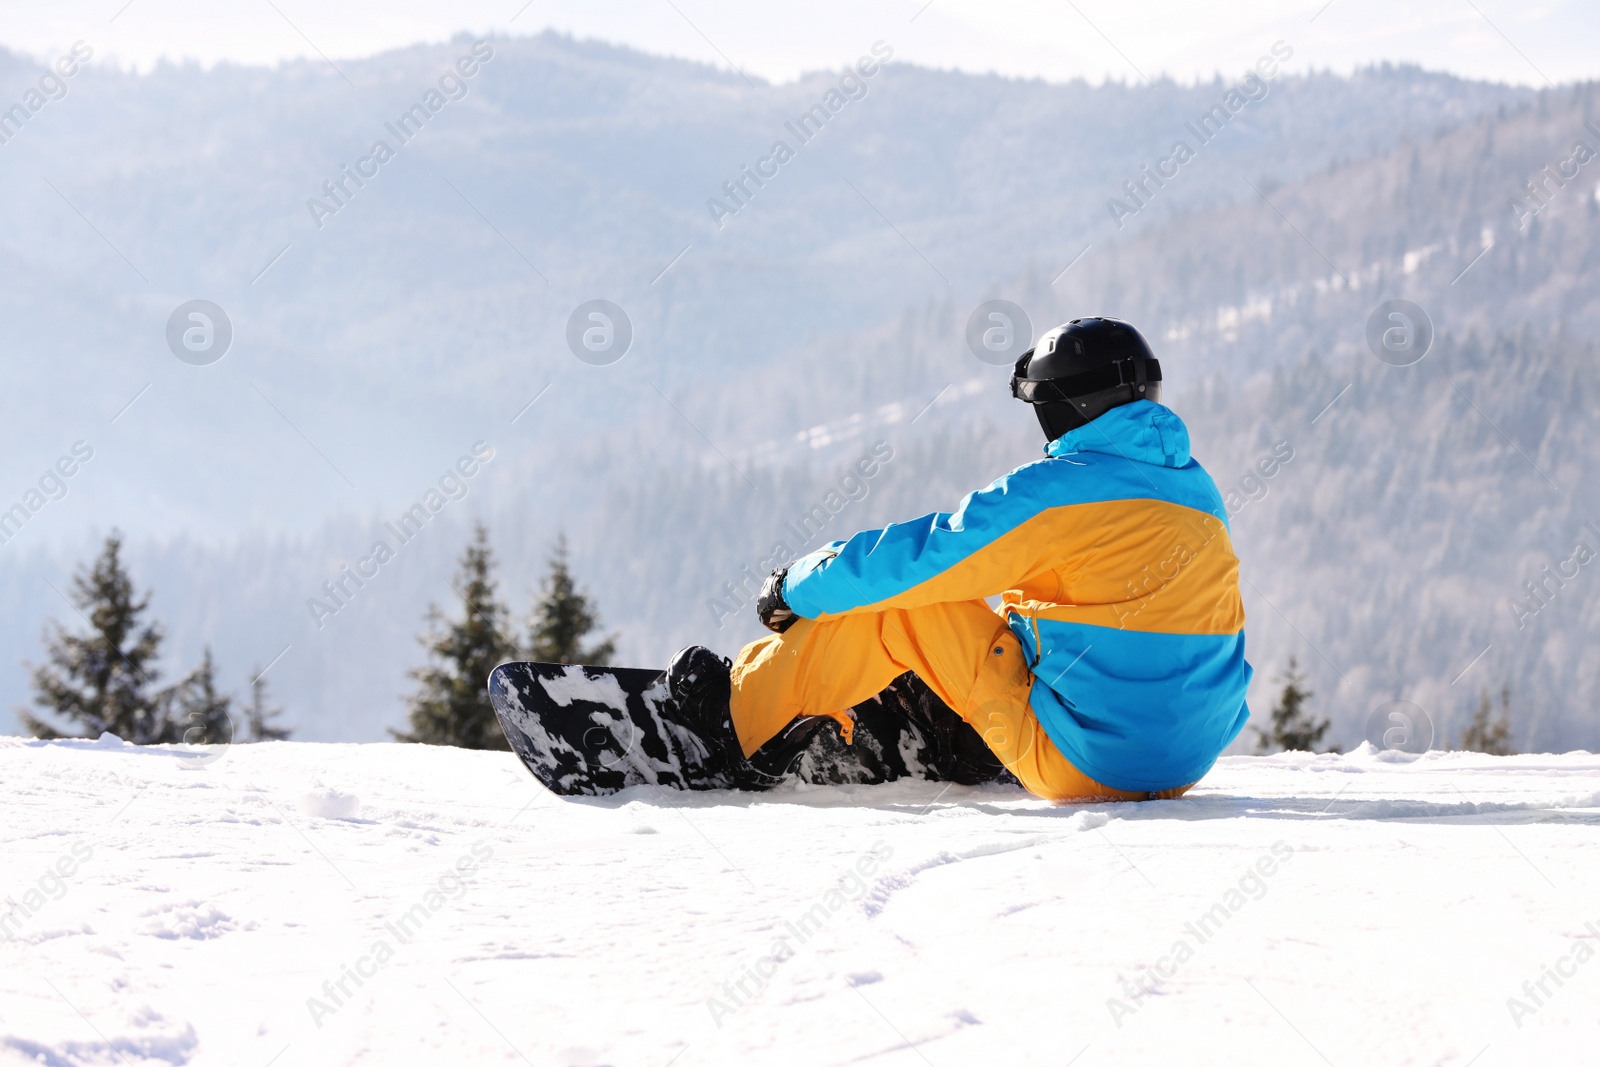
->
xmin=669 ymin=317 xmax=1253 ymax=802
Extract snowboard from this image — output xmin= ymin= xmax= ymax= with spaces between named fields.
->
xmin=488 ymin=661 xmax=1018 ymax=797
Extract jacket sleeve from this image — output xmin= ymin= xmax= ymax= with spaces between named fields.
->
xmin=782 ymin=464 xmax=1049 ymax=618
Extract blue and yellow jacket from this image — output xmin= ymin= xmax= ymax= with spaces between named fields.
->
xmin=782 ymin=400 xmax=1251 ymax=792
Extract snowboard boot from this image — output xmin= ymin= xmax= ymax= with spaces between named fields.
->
xmin=665 ymin=646 xmax=740 ymax=783
xmin=665 ymin=646 xmax=833 ymax=790
xmin=743 ymin=714 xmax=835 ymax=789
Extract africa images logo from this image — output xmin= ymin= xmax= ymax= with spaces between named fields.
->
xmin=165 ymin=300 xmax=233 ymax=366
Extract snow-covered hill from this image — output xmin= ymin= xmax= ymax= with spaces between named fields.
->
xmin=4 ymin=737 xmax=1598 ymax=1065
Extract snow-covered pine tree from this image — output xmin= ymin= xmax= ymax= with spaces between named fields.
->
xmin=525 ymin=534 xmax=615 ymax=665
xmin=172 ymin=647 xmax=234 ymax=746
xmin=21 ymin=532 xmax=177 ymax=744
xmin=1458 ymin=686 xmax=1515 ymax=755
xmin=1252 ymin=657 xmax=1338 ymax=754
xmin=393 ymin=523 xmax=518 ymax=748
xmin=243 ymin=670 xmax=291 ymax=742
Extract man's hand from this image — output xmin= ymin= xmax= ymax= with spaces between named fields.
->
xmin=756 ymin=566 xmax=798 ymax=633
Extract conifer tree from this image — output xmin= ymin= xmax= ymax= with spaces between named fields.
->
xmin=21 ymin=532 xmax=177 ymax=744
xmin=1252 ymin=657 xmax=1339 ymax=754
xmin=525 ymin=534 xmax=616 ymax=665
xmin=1458 ymin=686 xmax=1515 ymax=755
xmin=172 ymin=647 xmax=234 ymax=746
xmin=243 ymin=670 xmax=292 ymax=742
xmin=393 ymin=523 xmax=518 ymax=748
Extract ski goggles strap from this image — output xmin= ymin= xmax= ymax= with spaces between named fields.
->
xmin=1009 ymin=356 xmax=1162 ymax=405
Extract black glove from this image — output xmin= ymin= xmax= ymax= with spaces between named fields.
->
xmin=756 ymin=565 xmax=798 ymax=633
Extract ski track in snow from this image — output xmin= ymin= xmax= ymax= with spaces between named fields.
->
xmin=2 ymin=737 xmax=1599 ymax=1065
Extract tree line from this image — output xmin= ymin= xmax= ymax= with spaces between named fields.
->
xmin=392 ymin=523 xmax=614 ymax=749
xmin=19 ymin=524 xmax=614 ymax=752
xmin=23 ymin=531 xmax=1519 ymax=758
xmin=20 ymin=533 xmax=289 ymax=745
xmin=1252 ymin=656 xmax=1517 ymax=756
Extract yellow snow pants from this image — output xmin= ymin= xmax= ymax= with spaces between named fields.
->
xmin=728 ymin=600 xmax=1193 ymax=803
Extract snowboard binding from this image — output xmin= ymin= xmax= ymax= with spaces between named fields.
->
xmin=665 ymin=645 xmax=835 ymax=790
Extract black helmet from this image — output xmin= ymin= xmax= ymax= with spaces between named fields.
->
xmin=1011 ymin=317 xmax=1162 ymax=442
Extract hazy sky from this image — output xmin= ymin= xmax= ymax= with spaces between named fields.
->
xmin=0 ymin=0 xmax=1593 ymax=87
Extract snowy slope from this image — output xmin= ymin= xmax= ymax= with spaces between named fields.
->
xmin=3 ymin=737 xmax=1599 ymax=1066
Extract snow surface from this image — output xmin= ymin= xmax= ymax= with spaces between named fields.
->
xmin=3 ymin=736 xmax=1599 ymax=1066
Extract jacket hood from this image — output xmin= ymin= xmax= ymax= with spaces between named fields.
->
xmin=1044 ymin=400 xmax=1191 ymax=469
